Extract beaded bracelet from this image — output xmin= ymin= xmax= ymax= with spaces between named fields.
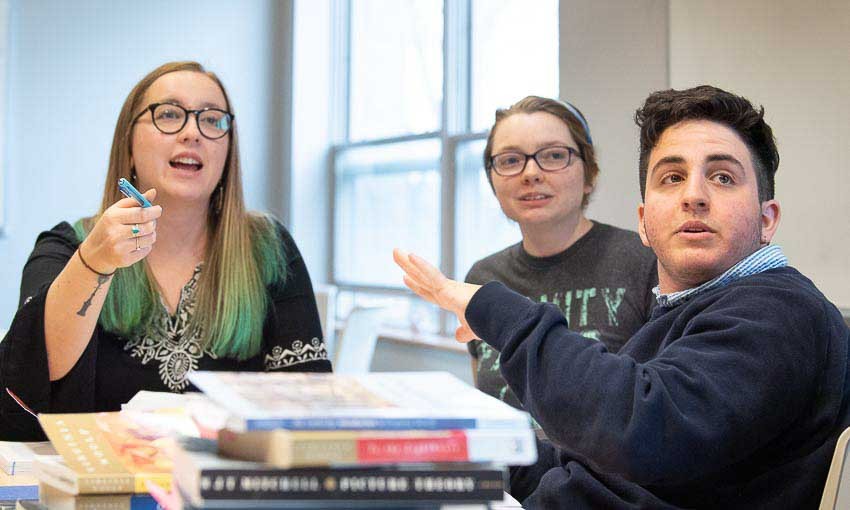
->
xmin=77 ymin=247 xmax=115 ymax=277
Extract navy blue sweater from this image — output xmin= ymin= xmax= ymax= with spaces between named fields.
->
xmin=466 ymin=266 xmax=850 ymax=509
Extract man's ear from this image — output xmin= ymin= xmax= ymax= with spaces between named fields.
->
xmin=760 ymin=199 xmax=781 ymax=244
xmin=638 ymin=203 xmax=650 ymax=248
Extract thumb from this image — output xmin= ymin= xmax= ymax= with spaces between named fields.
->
xmin=455 ymin=324 xmax=476 ymax=343
xmin=142 ymin=188 xmax=157 ymax=202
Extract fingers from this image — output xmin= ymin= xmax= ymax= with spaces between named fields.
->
xmin=127 ymin=221 xmax=156 ymax=239
xmin=393 ymin=249 xmax=441 ymax=292
xmin=392 ymin=249 xmax=414 ymax=274
xmin=395 ymin=248 xmax=479 ymax=343
xmin=402 ymin=275 xmax=437 ymax=305
xmin=455 ymin=325 xmax=476 ymax=343
xmin=408 ymin=252 xmax=448 ymax=282
xmin=126 ymin=231 xmax=157 ymax=252
xmin=114 ymin=204 xmax=162 ymax=224
xmin=394 ymin=249 xmax=443 ymax=285
xmin=115 ymin=187 xmax=158 ymax=207
xmin=114 ymin=234 xmax=155 ymax=267
xmin=145 ymin=480 xmax=179 ymax=510
xmin=82 ymin=203 xmax=159 ymax=272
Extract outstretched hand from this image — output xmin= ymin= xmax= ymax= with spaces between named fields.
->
xmin=392 ymin=249 xmax=481 ymax=343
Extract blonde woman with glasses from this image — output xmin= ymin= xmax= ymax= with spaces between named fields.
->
xmin=0 ymin=62 xmax=330 ymax=440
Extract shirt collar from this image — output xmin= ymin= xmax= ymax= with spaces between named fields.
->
xmin=653 ymin=245 xmax=788 ymax=308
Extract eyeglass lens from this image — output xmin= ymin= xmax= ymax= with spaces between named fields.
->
xmin=152 ymin=104 xmax=231 ymax=139
xmin=493 ymin=147 xmax=574 ymax=175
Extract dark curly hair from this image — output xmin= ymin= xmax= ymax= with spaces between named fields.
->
xmin=635 ymin=85 xmax=779 ymax=202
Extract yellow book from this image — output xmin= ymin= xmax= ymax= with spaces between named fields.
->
xmin=35 ymin=412 xmax=174 ymax=494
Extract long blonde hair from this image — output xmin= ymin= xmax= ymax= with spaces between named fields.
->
xmin=77 ymin=61 xmax=285 ymax=359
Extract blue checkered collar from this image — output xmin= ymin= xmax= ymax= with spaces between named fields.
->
xmin=652 ymin=245 xmax=788 ymax=308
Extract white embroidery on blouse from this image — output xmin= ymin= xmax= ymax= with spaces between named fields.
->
xmin=265 ymin=337 xmax=328 ymax=370
xmin=124 ymin=265 xmax=215 ymax=391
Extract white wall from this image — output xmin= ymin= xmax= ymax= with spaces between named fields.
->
xmin=559 ymin=0 xmax=670 ymax=232
xmin=561 ymin=0 xmax=850 ymax=310
xmin=0 ymin=0 xmax=287 ymax=324
xmin=669 ymin=0 xmax=850 ymax=309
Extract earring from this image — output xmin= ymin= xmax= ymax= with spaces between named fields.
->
xmin=130 ymin=168 xmax=137 ymax=182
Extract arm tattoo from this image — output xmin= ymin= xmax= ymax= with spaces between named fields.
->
xmin=77 ymin=274 xmax=111 ymax=317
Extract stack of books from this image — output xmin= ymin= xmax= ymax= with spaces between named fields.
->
xmin=176 ymin=371 xmax=538 ymax=509
xmin=0 ymin=442 xmax=57 ymax=477
xmin=0 ymin=441 xmax=57 ymax=504
xmin=31 ymin=410 xmax=188 ymax=509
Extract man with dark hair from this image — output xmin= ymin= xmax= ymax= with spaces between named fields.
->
xmin=394 ymin=85 xmax=850 ymax=509
xmin=636 ymin=85 xmax=780 ymax=202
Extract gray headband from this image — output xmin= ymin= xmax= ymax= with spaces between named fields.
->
xmin=562 ymin=100 xmax=593 ymax=145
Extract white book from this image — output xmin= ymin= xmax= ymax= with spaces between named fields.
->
xmin=0 ymin=441 xmax=57 ymax=475
xmin=188 ymin=371 xmax=534 ymax=432
xmin=122 ymin=390 xmax=229 ymax=436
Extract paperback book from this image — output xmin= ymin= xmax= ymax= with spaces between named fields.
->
xmin=35 ymin=412 xmax=178 ymax=494
xmin=188 ymin=371 xmax=532 ymax=432
xmin=217 ymin=427 xmax=536 ymax=467
xmin=173 ymin=438 xmax=505 ymax=506
xmin=38 ymin=481 xmax=160 ymax=510
xmin=0 ymin=442 xmax=57 ymax=475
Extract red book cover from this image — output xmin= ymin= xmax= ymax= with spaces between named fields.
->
xmin=356 ymin=430 xmax=469 ymax=463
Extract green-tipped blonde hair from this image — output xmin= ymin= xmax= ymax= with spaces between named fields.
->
xmin=76 ymin=61 xmax=286 ymax=360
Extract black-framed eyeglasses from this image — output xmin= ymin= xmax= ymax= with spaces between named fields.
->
xmin=489 ymin=146 xmax=582 ymax=177
xmin=134 ymin=102 xmax=234 ymax=140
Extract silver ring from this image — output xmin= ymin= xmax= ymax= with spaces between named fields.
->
xmin=135 ymin=236 xmax=140 ymax=251
xmin=132 ymin=224 xmax=141 ymax=236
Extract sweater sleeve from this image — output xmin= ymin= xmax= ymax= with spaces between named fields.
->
xmin=262 ymin=224 xmax=332 ymax=373
xmin=511 ymin=439 xmax=681 ymax=509
xmin=465 ymin=279 xmax=829 ymax=486
xmin=0 ymin=222 xmax=99 ymax=440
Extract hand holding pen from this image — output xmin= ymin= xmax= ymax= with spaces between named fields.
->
xmin=77 ymin=179 xmax=162 ymax=275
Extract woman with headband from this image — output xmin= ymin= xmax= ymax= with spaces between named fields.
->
xmin=467 ymin=96 xmax=657 ymax=422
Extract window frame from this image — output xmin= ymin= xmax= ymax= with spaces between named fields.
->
xmin=328 ymin=0 xmax=527 ymax=337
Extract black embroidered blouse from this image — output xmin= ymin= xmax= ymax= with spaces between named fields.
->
xmin=0 ymin=221 xmax=332 ymax=440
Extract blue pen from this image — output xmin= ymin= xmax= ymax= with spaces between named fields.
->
xmin=118 ymin=178 xmax=152 ymax=208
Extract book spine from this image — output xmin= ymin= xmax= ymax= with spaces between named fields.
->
xmin=221 ymin=429 xmax=537 ymax=467
xmin=130 ymin=495 xmax=160 ymax=510
xmin=355 ymin=433 xmax=469 ymax=464
xmin=77 ymin=474 xmax=135 ymax=494
xmin=198 ymin=467 xmax=505 ymax=501
xmin=64 ymin=494 xmax=159 ymax=510
xmin=133 ymin=473 xmax=172 ymax=494
xmin=245 ymin=418 xmax=480 ymax=431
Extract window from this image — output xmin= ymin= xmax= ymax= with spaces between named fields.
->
xmin=331 ymin=0 xmax=558 ymax=337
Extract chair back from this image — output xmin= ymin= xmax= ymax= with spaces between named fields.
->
xmin=313 ymin=284 xmax=337 ymax=357
xmin=333 ymin=307 xmax=384 ymax=374
xmin=820 ymin=426 xmax=850 ymax=509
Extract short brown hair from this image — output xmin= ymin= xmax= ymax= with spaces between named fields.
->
xmin=635 ymin=85 xmax=779 ymax=202
xmin=483 ymin=96 xmax=599 ymax=208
